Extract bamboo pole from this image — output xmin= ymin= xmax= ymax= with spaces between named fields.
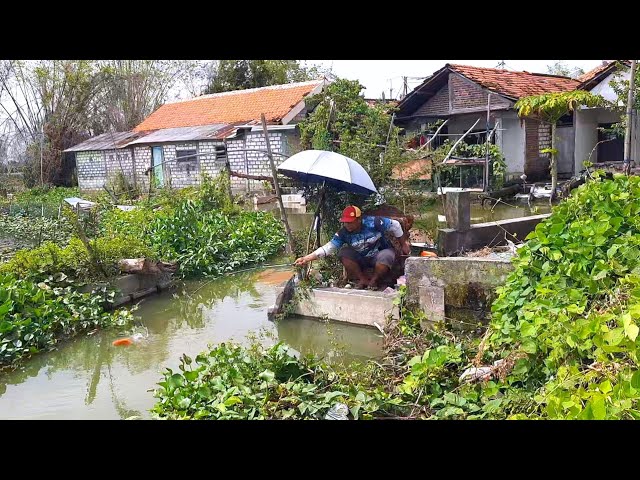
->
xmin=260 ymin=114 xmax=294 ymax=255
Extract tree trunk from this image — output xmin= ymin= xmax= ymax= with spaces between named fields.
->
xmin=624 ymin=60 xmax=637 ymax=176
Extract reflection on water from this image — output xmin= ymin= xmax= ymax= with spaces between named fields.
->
xmin=0 ymin=266 xmax=382 ymax=419
xmin=277 ymin=316 xmax=383 ymax=364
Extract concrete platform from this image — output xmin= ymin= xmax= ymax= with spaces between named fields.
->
xmin=274 ymin=285 xmax=399 ymax=328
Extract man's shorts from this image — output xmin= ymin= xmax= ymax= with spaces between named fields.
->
xmin=338 ymin=245 xmax=396 ymax=268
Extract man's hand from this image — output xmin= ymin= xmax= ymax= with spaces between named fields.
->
xmin=294 ymin=255 xmax=311 ymax=266
xmin=400 ymin=239 xmax=411 ymax=256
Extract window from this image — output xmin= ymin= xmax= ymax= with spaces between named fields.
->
xmin=215 ymin=145 xmax=227 ymax=160
xmin=176 ymin=149 xmax=197 ymax=163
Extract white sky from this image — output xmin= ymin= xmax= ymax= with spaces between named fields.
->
xmin=310 ymin=60 xmax=606 ymax=99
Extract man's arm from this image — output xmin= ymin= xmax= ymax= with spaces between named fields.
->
xmin=379 ymin=217 xmax=411 ymax=255
xmin=294 ymin=234 xmax=343 ymax=266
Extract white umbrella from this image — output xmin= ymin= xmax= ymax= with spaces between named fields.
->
xmin=277 ymin=150 xmax=377 ymax=195
xmin=277 ymin=150 xmax=378 ymax=255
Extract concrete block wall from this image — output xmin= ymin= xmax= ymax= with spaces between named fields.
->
xmin=228 ymin=131 xmax=290 ymax=192
xmin=76 ymin=132 xmax=294 ymax=193
xmin=105 ymin=149 xmax=134 ymax=186
xmin=133 ymin=146 xmax=151 ymax=190
xmin=76 ymin=151 xmax=106 ymax=190
xmin=199 ymin=141 xmax=226 ymax=180
xmin=405 ymin=256 xmax=514 ymax=323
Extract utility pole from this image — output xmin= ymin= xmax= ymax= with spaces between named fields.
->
xmin=40 ymin=126 xmax=44 ymax=186
xmin=624 ymin=59 xmax=637 ymax=176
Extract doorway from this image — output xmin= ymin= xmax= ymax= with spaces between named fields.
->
xmin=152 ymin=146 xmax=164 ymax=187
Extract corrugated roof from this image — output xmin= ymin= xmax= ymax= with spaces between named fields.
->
xmin=133 ymin=80 xmax=325 ymax=132
xmin=63 ymin=131 xmax=146 ymax=152
xmin=126 ymin=124 xmax=233 ymax=145
xmin=448 ymin=64 xmax=580 ymax=99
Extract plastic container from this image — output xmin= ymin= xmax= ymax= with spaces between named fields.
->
xmin=325 ymin=403 xmax=349 ymax=420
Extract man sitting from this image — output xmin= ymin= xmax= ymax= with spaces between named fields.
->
xmin=294 ymin=205 xmax=410 ymax=290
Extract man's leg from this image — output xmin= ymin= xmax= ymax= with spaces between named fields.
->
xmin=338 ymin=246 xmax=369 ymax=289
xmin=369 ymin=248 xmax=396 ymax=290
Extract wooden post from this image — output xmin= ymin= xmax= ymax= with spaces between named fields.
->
xmin=260 ymin=114 xmax=294 ymax=254
xmin=484 ymin=94 xmax=491 ymax=192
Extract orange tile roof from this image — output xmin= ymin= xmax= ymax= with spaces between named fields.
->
xmin=448 ymin=64 xmax=580 ymax=99
xmin=134 ymin=80 xmax=324 ymax=132
xmin=577 ymin=62 xmax=612 ymax=84
xmin=577 ymin=61 xmax=629 ymax=88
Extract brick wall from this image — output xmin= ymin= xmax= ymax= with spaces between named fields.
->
xmin=76 ymin=131 xmax=297 ymax=193
xmin=450 ymin=74 xmax=512 ymax=114
xmin=105 ymin=149 xmax=134 ymax=185
xmin=411 ymin=73 xmax=512 ymax=118
xmin=413 ymin=84 xmax=449 ymax=116
xmin=524 ymin=118 xmax=551 ymax=180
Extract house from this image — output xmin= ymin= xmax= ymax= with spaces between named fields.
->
xmin=573 ymin=60 xmax=640 ymax=172
xmin=395 ymin=64 xmax=581 ymax=182
xmin=64 ymin=79 xmax=329 ymax=193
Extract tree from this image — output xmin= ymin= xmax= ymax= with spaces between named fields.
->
xmin=90 ymin=60 xmax=200 ymax=134
xmin=609 ymin=61 xmax=640 ymax=138
xmin=298 ymin=78 xmax=403 ymax=236
xmin=546 ymin=61 xmax=585 ymax=79
xmin=0 ymin=60 xmax=197 ymax=186
xmin=204 ymin=60 xmax=328 ymax=94
xmin=515 ymin=90 xmax=605 ymax=200
xmin=0 ymin=60 xmax=105 ymax=186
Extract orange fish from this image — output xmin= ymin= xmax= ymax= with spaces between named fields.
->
xmin=420 ymin=251 xmax=438 ymax=258
xmin=112 ymin=337 xmax=134 ymax=346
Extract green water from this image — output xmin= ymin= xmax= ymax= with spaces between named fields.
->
xmin=0 ymin=267 xmax=383 ymax=420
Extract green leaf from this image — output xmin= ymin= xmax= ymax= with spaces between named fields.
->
xmin=521 ymin=339 xmax=537 ymax=354
xmin=258 ymin=370 xmax=275 ymax=382
xmin=520 ymin=322 xmax=536 ymax=337
xmin=593 ymin=270 xmax=608 ymax=281
xmin=324 ymin=391 xmax=347 ymax=403
xmin=184 ymin=371 xmax=199 ymax=382
xmin=591 ymin=395 xmax=606 ymax=420
xmin=168 ymin=373 xmax=185 ymax=389
xmin=622 ymin=313 xmax=639 ymax=342
xmin=631 ymin=370 xmax=640 ymax=390
xmin=178 ymin=397 xmax=191 ymax=409
xmin=224 ymin=396 xmax=242 ymax=407
xmin=604 ymin=328 xmax=625 ymax=346
xmin=599 ymin=380 xmax=612 ymax=394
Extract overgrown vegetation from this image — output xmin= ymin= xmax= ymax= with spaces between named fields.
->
xmin=102 ymin=173 xmax=286 ymax=277
xmin=0 ymin=236 xmax=154 ymax=282
xmin=0 ymin=273 xmax=134 ymax=370
xmin=153 ymin=174 xmax=640 ymax=420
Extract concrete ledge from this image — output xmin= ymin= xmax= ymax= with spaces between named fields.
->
xmin=405 ymin=256 xmax=514 ymax=322
xmin=83 ymin=272 xmax=174 ymax=309
xmin=276 ymin=286 xmax=399 ymax=328
xmin=437 ymin=213 xmax=550 ymax=256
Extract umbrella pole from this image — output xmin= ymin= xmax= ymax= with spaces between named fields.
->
xmin=315 ymin=182 xmax=326 ymax=249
